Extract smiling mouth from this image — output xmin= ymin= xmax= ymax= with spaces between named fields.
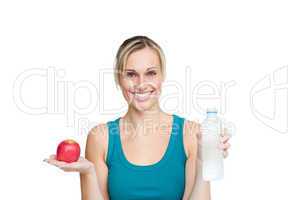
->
xmin=130 ymin=90 xmax=155 ymax=101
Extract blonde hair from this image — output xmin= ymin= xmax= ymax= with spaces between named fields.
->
xmin=114 ymin=35 xmax=166 ymax=88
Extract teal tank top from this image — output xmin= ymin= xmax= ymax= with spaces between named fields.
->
xmin=106 ymin=114 xmax=187 ymax=200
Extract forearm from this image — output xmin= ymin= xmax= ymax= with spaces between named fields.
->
xmin=80 ymin=167 xmax=104 ymax=200
xmin=189 ymin=179 xmax=211 ymax=200
xmin=189 ymin=160 xmax=211 ymax=200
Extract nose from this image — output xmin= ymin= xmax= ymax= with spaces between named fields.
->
xmin=136 ymin=75 xmax=144 ymax=85
xmin=135 ymin=76 xmax=148 ymax=92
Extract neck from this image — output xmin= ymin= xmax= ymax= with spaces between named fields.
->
xmin=123 ymin=103 xmax=163 ymax=132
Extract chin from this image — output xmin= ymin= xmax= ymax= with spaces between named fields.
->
xmin=132 ymin=100 xmax=158 ymax=112
xmin=131 ymin=93 xmax=158 ymax=110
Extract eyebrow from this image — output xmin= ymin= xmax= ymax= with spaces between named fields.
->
xmin=124 ymin=67 xmax=159 ymax=72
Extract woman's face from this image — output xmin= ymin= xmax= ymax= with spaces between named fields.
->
xmin=119 ymin=47 xmax=164 ymax=112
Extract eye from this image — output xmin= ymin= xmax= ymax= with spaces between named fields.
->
xmin=126 ymin=72 xmax=137 ymax=78
xmin=146 ymin=70 xmax=157 ymax=76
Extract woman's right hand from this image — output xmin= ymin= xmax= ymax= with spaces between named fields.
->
xmin=43 ymin=154 xmax=95 ymax=175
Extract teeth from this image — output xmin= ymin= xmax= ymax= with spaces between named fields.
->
xmin=130 ymin=91 xmax=154 ymax=101
xmin=135 ymin=92 xmax=151 ymax=97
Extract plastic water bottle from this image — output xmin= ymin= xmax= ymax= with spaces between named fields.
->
xmin=201 ymin=107 xmax=224 ymax=181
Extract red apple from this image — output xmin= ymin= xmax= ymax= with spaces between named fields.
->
xmin=56 ymin=139 xmax=80 ymax=163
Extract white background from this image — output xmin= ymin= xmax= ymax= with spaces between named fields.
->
xmin=0 ymin=0 xmax=299 ymax=199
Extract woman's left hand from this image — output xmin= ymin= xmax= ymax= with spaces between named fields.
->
xmin=219 ymin=128 xmax=231 ymax=158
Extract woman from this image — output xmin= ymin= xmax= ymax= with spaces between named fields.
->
xmin=44 ymin=36 xmax=231 ymax=200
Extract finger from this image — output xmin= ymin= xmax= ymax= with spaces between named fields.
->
xmin=45 ymin=156 xmax=68 ymax=167
xmin=43 ymin=154 xmax=55 ymax=162
xmin=223 ymin=142 xmax=231 ymax=150
xmin=221 ymin=135 xmax=230 ymax=144
xmin=47 ymin=160 xmax=66 ymax=168
xmin=43 ymin=154 xmax=56 ymax=162
xmin=223 ymin=150 xmax=229 ymax=158
xmin=219 ymin=142 xmax=231 ymax=151
xmin=77 ymin=156 xmax=85 ymax=161
xmin=221 ymin=128 xmax=232 ymax=137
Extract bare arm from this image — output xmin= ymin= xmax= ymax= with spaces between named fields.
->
xmin=80 ymin=124 xmax=110 ymax=200
xmin=182 ymin=121 xmax=211 ymax=200
xmin=80 ymin=167 xmax=103 ymax=200
xmin=189 ymin=159 xmax=211 ymax=200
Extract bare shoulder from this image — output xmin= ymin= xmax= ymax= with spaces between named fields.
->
xmin=183 ymin=120 xmax=201 ymax=159
xmin=85 ymin=123 xmax=109 ymax=164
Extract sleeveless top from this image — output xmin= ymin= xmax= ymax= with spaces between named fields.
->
xmin=106 ymin=114 xmax=187 ymax=200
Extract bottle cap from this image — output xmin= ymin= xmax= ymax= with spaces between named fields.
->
xmin=206 ymin=107 xmax=218 ymax=113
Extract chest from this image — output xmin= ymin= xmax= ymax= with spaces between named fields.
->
xmin=120 ymin=127 xmax=172 ymax=165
